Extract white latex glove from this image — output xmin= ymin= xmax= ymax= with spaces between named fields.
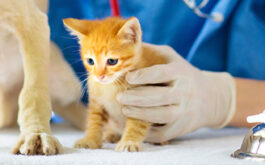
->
xmin=117 ymin=43 xmax=236 ymax=143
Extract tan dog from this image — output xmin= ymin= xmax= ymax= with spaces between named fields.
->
xmin=0 ymin=0 xmax=87 ymax=155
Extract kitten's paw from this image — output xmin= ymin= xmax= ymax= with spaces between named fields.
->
xmin=103 ymin=132 xmax=121 ymax=143
xmin=115 ymin=140 xmax=142 ymax=152
xmin=12 ymin=133 xmax=62 ymax=155
xmin=74 ymin=137 xmax=102 ymax=149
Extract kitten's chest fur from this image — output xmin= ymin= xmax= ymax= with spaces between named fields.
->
xmin=90 ymin=78 xmax=132 ymax=131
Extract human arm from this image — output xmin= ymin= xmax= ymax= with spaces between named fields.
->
xmin=229 ymin=78 xmax=265 ymax=128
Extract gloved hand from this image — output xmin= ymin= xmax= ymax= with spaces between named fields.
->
xmin=117 ymin=43 xmax=236 ymax=143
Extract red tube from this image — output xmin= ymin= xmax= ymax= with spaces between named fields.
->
xmin=110 ymin=0 xmax=121 ymax=17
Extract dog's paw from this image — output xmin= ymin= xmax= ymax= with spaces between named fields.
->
xmin=115 ymin=140 xmax=142 ymax=152
xmin=103 ymin=132 xmax=121 ymax=143
xmin=74 ymin=137 xmax=102 ymax=149
xmin=12 ymin=133 xmax=62 ymax=155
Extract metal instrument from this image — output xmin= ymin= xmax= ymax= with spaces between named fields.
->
xmin=232 ymin=110 xmax=265 ymax=160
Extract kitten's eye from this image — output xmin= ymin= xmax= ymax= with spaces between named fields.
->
xmin=107 ymin=59 xmax=118 ymax=65
xmin=87 ymin=58 xmax=94 ymax=65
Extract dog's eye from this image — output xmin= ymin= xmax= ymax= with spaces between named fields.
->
xmin=107 ymin=59 xmax=118 ymax=65
xmin=87 ymin=58 xmax=94 ymax=65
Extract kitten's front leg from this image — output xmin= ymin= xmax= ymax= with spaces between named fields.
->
xmin=115 ymin=118 xmax=150 ymax=152
xmin=74 ymin=99 xmax=104 ymax=149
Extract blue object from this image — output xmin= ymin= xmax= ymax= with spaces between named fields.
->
xmin=252 ymin=123 xmax=265 ymax=134
xmin=51 ymin=112 xmax=64 ymax=123
xmin=48 ymin=0 xmax=265 ymax=103
xmin=238 ymin=152 xmax=251 ymax=158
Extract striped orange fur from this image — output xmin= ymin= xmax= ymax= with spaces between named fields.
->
xmin=64 ymin=17 xmax=167 ymax=152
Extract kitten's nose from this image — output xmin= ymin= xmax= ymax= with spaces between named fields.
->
xmin=97 ymin=75 xmax=105 ymax=81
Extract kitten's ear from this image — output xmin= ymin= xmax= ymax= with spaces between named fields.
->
xmin=63 ymin=18 xmax=93 ymax=38
xmin=117 ymin=17 xmax=142 ymax=44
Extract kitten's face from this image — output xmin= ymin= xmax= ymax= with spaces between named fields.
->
xmin=81 ymin=42 xmax=134 ymax=84
xmin=64 ymin=17 xmax=142 ymax=84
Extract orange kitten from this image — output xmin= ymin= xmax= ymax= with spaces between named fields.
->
xmin=63 ymin=17 xmax=167 ymax=152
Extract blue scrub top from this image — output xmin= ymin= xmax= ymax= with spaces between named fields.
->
xmin=48 ymin=0 xmax=265 ymax=90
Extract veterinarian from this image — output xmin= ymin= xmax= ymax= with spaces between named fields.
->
xmin=48 ymin=0 xmax=265 ymax=142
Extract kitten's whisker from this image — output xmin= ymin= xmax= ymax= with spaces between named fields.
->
xmin=67 ymin=75 xmax=89 ymax=100
xmin=69 ymin=59 xmax=83 ymax=65
xmin=61 ymin=45 xmax=80 ymax=51
xmin=80 ymin=85 xmax=88 ymax=99
xmin=78 ymin=77 xmax=89 ymax=100
xmin=59 ymin=35 xmax=80 ymax=40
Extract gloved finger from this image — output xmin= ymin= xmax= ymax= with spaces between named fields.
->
xmin=126 ymin=62 xmax=188 ymax=85
xmin=117 ymin=86 xmax=185 ymax=107
xmin=145 ymin=118 xmax=194 ymax=143
xmin=122 ymin=105 xmax=183 ymax=124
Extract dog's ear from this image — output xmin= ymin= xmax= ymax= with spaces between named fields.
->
xmin=63 ymin=18 xmax=95 ymax=38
